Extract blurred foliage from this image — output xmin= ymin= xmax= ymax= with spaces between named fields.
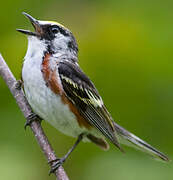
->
xmin=0 ymin=0 xmax=173 ymax=179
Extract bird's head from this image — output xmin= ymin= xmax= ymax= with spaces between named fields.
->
xmin=17 ymin=12 xmax=78 ymax=55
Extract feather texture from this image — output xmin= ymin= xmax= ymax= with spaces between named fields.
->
xmin=58 ymin=60 xmax=122 ymax=150
xmin=113 ymin=122 xmax=169 ymax=161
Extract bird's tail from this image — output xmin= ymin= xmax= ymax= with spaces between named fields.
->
xmin=113 ymin=122 xmax=169 ymax=162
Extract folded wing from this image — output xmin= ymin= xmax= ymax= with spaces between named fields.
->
xmin=58 ymin=60 xmax=122 ymax=150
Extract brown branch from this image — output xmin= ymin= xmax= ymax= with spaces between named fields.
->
xmin=0 ymin=53 xmax=69 ymax=180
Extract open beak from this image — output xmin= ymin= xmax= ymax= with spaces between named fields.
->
xmin=17 ymin=12 xmax=43 ymax=36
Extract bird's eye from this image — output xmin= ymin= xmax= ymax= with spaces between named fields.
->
xmin=51 ymin=27 xmax=59 ymax=34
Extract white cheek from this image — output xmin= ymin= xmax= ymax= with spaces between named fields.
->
xmin=53 ymin=33 xmax=69 ymax=50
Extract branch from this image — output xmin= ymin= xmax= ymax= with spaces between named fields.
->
xmin=0 ymin=53 xmax=69 ymax=180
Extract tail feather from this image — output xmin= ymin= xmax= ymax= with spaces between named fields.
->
xmin=113 ymin=122 xmax=169 ymax=162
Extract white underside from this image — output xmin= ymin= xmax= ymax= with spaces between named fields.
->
xmin=22 ymin=36 xmax=100 ymax=140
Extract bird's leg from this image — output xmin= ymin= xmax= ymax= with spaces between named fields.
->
xmin=25 ymin=113 xmax=42 ymax=129
xmin=49 ymin=133 xmax=84 ymax=174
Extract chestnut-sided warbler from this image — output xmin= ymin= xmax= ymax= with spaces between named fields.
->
xmin=17 ymin=12 xmax=169 ymax=173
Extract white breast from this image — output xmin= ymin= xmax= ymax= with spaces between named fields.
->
xmin=22 ymin=36 xmax=86 ymax=137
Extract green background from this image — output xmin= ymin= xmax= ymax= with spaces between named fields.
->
xmin=0 ymin=0 xmax=172 ymax=179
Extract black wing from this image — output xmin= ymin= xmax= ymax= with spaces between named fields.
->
xmin=58 ymin=60 xmax=122 ymax=150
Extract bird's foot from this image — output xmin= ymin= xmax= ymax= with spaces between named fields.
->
xmin=15 ymin=80 xmax=23 ymax=90
xmin=48 ymin=157 xmax=66 ymax=175
xmin=48 ymin=133 xmax=84 ymax=175
xmin=25 ymin=113 xmax=42 ymax=129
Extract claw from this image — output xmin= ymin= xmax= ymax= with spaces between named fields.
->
xmin=49 ymin=158 xmax=66 ymax=175
xmin=48 ymin=133 xmax=84 ymax=175
xmin=48 ymin=158 xmax=59 ymax=165
xmin=25 ymin=113 xmax=42 ymax=129
xmin=15 ymin=80 xmax=23 ymax=90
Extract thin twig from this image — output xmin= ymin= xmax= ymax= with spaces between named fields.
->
xmin=0 ymin=53 xmax=69 ymax=180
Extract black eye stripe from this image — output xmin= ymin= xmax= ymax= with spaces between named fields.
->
xmin=42 ymin=24 xmax=70 ymax=36
xmin=51 ymin=27 xmax=59 ymax=33
xmin=59 ymin=28 xmax=69 ymax=36
xmin=49 ymin=25 xmax=59 ymax=33
xmin=49 ymin=25 xmax=69 ymax=36
xmin=41 ymin=24 xmax=71 ymax=41
xmin=51 ymin=25 xmax=59 ymax=29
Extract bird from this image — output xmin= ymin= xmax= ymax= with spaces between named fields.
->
xmin=17 ymin=12 xmax=169 ymax=173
